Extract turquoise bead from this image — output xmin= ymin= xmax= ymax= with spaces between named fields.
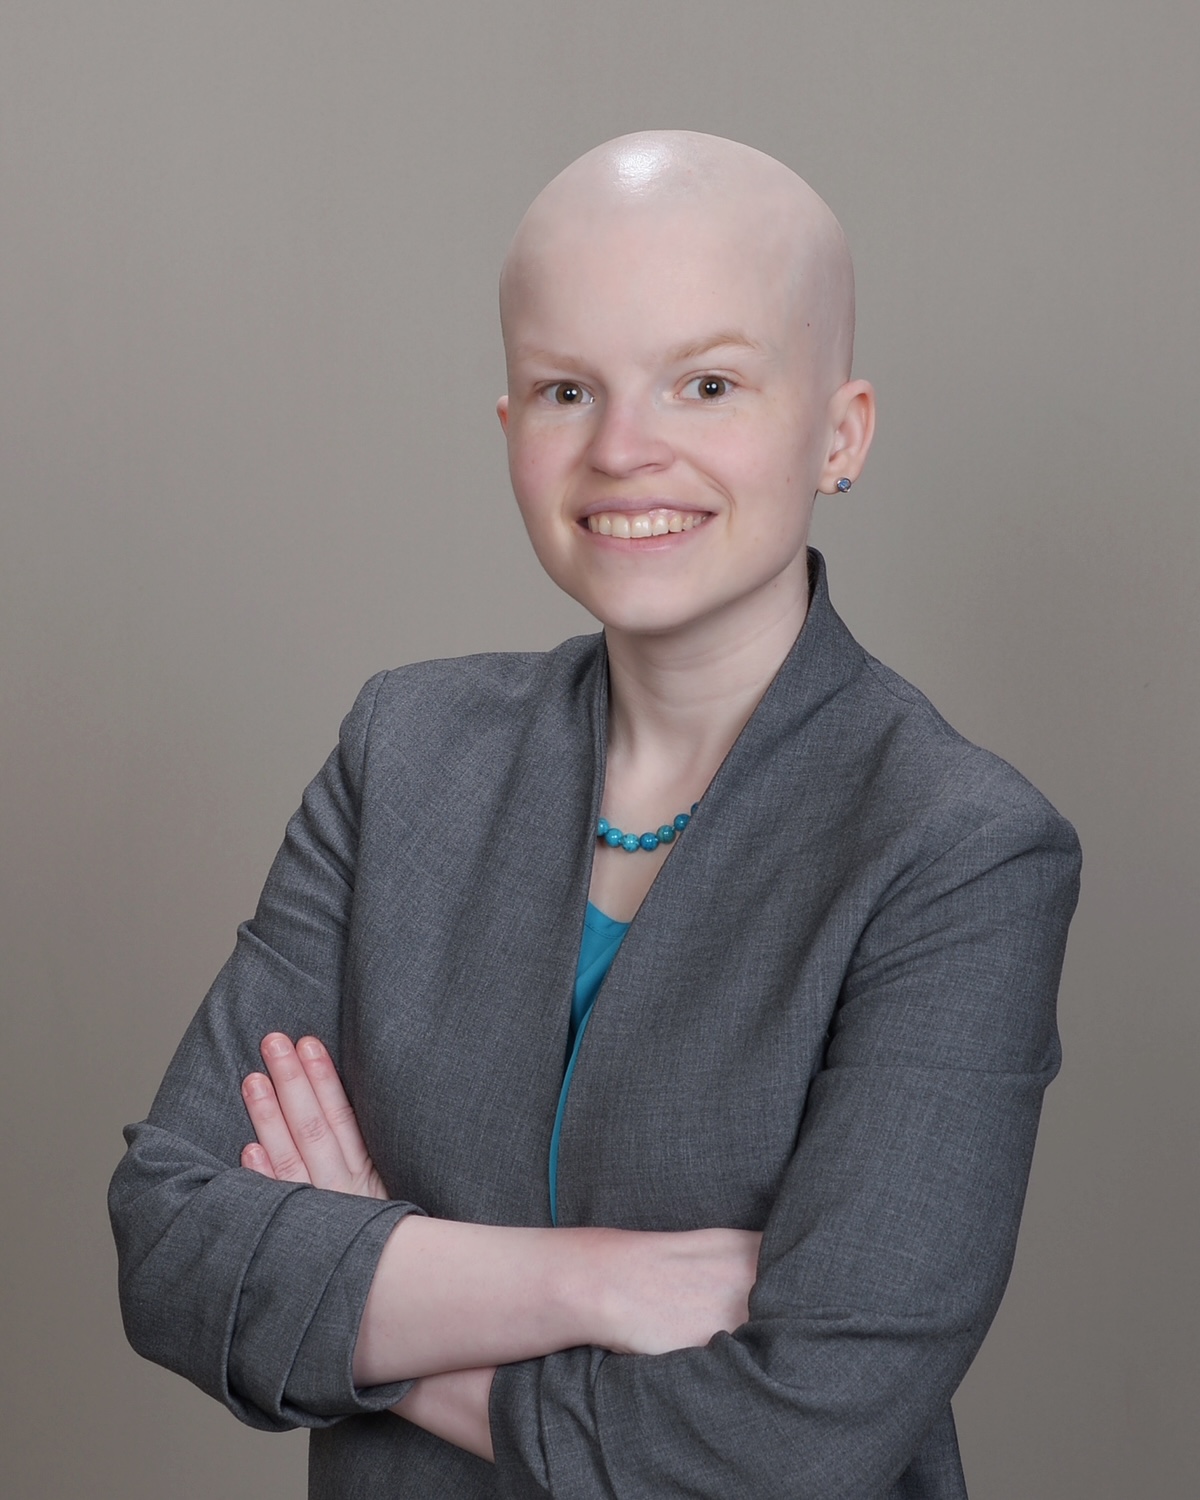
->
xmin=596 ymin=803 xmax=698 ymax=851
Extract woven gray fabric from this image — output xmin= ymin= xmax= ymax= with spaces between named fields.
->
xmin=109 ymin=552 xmax=1080 ymax=1497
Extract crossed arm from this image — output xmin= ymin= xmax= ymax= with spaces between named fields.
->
xmin=110 ymin=673 xmax=1080 ymax=1492
xmin=240 ymin=1031 xmax=761 ymax=1461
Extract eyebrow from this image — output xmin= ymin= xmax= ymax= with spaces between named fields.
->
xmin=510 ymin=348 xmax=585 ymax=370
xmin=666 ymin=331 xmax=767 ymax=362
xmin=511 ymin=332 xmax=767 ymax=369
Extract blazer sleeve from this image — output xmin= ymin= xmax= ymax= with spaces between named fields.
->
xmin=108 ymin=671 xmax=422 ymax=1431
xmin=488 ymin=799 xmax=1082 ymax=1499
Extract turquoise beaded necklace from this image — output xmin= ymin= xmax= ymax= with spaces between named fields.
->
xmin=596 ymin=803 xmax=699 ymax=854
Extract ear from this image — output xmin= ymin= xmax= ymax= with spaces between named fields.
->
xmin=496 ymin=393 xmax=509 ymax=433
xmin=817 ymin=380 xmax=876 ymax=494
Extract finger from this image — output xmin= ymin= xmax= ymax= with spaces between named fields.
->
xmin=295 ymin=1037 xmax=373 ymax=1176
xmin=241 ymin=1070 xmax=312 ymax=1184
xmin=259 ymin=1033 xmax=354 ymax=1188
xmin=240 ymin=1141 xmax=278 ymax=1179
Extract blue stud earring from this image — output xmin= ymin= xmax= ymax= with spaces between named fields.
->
xmin=835 ymin=477 xmax=853 ymax=493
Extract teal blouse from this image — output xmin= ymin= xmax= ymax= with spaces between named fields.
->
xmin=548 ymin=902 xmax=630 ymax=1224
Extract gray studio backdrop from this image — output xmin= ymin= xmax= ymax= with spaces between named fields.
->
xmin=2 ymin=3 xmax=1196 ymax=1497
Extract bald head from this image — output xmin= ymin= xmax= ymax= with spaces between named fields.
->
xmin=500 ymin=130 xmax=855 ymax=386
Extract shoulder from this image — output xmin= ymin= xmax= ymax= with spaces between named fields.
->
xmin=378 ymin=632 xmax=600 ymax=713
xmin=778 ymin=556 xmax=1079 ymax=869
xmin=334 ymin=632 xmax=604 ymax=766
xmin=844 ymin=647 xmax=1081 ymax=873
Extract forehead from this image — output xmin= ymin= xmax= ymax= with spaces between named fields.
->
xmin=504 ymin=205 xmax=805 ymax=367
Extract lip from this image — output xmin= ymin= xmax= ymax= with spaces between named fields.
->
xmin=576 ymin=497 xmax=715 ymax=521
xmin=583 ymin=526 xmax=704 ymax=554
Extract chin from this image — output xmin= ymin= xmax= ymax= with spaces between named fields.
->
xmin=587 ymin=592 xmax=730 ymax=640
xmin=584 ymin=563 xmax=810 ymax=644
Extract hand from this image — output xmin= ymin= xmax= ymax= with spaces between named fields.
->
xmin=596 ymin=1226 xmax=762 ymax=1356
xmin=240 ymin=1033 xmax=389 ymax=1200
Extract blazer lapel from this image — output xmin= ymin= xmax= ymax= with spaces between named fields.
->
xmin=552 ymin=553 xmax=868 ymax=1229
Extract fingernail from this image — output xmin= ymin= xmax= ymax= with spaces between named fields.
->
xmin=297 ymin=1038 xmax=322 ymax=1061
xmin=264 ymin=1035 xmax=290 ymax=1059
xmin=243 ymin=1074 xmax=269 ymax=1099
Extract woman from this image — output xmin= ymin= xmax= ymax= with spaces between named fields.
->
xmin=110 ymin=132 xmax=1080 ymax=1498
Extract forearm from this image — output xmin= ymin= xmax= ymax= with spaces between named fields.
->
xmin=237 ymin=1037 xmax=760 ymax=1391
xmin=392 ymin=1367 xmax=496 ymax=1462
xmin=352 ymin=1215 xmax=614 ymax=1384
xmin=353 ymin=1215 xmax=759 ymax=1385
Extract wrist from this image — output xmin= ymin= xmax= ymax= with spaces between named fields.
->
xmin=552 ymin=1225 xmax=637 ymax=1353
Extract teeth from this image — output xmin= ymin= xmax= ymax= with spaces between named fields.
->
xmin=586 ymin=510 xmax=708 ymax=537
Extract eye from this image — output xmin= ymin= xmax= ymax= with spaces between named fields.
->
xmin=547 ymin=382 xmax=593 ymax=406
xmin=684 ymin=375 xmax=732 ymax=401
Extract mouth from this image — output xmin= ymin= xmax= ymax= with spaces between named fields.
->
xmin=583 ymin=507 xmax=711 ymax=539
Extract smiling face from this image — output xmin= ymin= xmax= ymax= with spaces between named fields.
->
xmin=498 ymin=134 xmax=872 ymax=644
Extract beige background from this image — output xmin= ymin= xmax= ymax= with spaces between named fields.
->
xmin=2 ymin=3 xmax=1196 ymax=1496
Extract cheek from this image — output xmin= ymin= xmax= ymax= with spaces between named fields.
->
xmin=505 ymin=453 xmax=548 ymax=533
xmin=705 ymin=432 xmax=798 ymax=504
xmin=506 ymin=424 xmax=570 ymax=503
xmin=506 ymin=441 xmax=578 ymax=571
xmin=757 ymin=432 xmax=823 ymax=505
xmin=692 ymin=411 xmax=793 ymax=483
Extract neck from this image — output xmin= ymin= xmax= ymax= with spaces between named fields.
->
xmin=602 ymin=557 xmax=811 ymax=777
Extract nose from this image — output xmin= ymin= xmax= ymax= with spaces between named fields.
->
xmin=586 ymin=395 xmax=673 ymax=478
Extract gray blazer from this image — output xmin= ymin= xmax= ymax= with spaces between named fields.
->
xmin=109 ymin=552 xmax=1081 ymax=1498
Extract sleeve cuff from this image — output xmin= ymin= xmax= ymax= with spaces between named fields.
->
xmin=229 ymin=1188 xmax=424 ymax=1426
xmin=489 ymin=1347 xmax=608 ymax=1498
